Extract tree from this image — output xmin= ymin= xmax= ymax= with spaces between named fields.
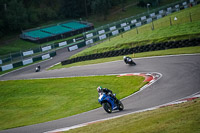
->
xmin=5 ymin=0 xmax=29 ymax=31
xmin=0 ymin=19 xmax=4 ymax=37
xmin=27 ymin=8 xmax=39 ymax=25
xmin=119 ymin=0 xmax=127 ymax=11
xmin=91 ymin=0 xmax=112 ymax=20
xmin=60 ymin=0 xmax=85 ymax=18
xmin=0 ymin=0 xmax=128 ymax=37
xmin=84 ymin=0 xmax=88 ymax=18
xmin=0 ymin=0 xmax=7 ymax=37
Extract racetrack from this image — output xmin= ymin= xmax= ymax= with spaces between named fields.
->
xmin=0 ymin=53 xmax=200 ymax=133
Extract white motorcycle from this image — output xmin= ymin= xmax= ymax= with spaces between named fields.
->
xmin=35 ymin=65 xmax=40 ymax=72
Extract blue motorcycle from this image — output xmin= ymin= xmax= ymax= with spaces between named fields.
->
xmin=98 ymin=93 xmax=124 ymax=113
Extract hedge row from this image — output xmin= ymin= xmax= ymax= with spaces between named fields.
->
xmin=61 ymin=38 xmax=200 ymax=65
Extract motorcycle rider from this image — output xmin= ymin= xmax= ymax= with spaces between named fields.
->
xmin=97 ymin=86 xmax=119 ymax=104
xmin=35 ymin=65 xmax=41 ymax=72
xmin=123 ymin=56 xmax=132 ymax=64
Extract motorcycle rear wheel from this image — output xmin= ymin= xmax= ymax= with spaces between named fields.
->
xmin=102 ymin=102 xmax=112 ymax=113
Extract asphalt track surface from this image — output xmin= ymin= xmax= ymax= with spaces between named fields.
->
xmin=0 ymin=49 xmax=200 ymax=133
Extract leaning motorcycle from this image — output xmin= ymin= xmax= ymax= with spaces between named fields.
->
xmin=98 ymin=93 xmax=124 ymax=113
xmin=35 ymin=66 xmax=40 ymax=72
xmin=124 ymin=57 xmax=136 ymax=65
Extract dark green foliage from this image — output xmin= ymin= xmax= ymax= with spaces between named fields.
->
xmin=91 ymin=0 xmax=112 ymax=20
xmin=0 ymin=0 xmax=127 ymax=37
xmin=137 ymin=1 xmax=147 ymax=7
xmin=5 ymin=0 xmax=28 ymax=31
xmin=137 ymin=0 xmax=160 ymax=7
xmin=60 ymin=0 xmax=84 ymax=18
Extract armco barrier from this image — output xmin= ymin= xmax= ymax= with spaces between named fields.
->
xmin=0 ymin=51 xmax=56 ymax=72
xmin=82 ymin=0 xmax=198 ymax=48
xmin=0 ymin=34 xmax=85 ymax=66
xmin=33 ymin=56 xmax=42 ymax=62
xmin=61 ymin=38 xmax=200 ymax=66
xmin=13 ymin=62 xmax=23 ymax=68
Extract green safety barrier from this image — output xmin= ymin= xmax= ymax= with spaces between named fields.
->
xmin=13 ymin=61 xmax=23 ymax=68
xmin=50 ymin=51 xmax=57 ymax=57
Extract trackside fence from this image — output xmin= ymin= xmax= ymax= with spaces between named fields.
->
xmin=67 ymin=0 xmax=199 ymax=52
xmin=0 ymin=0 xmax=199 ymax=67
xmin=0 ymin=39 xmax=84 ymax=66
xmin=0 ymin=51 xmax=56 ymax=72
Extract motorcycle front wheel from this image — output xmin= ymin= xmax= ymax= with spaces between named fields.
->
xmin=102 ymin=102 xmax=112 ymax=113
xmin=118 ymin=101 xmax=124 ymax=111
xmin=130 ymin=61 xmax=136 ymax=65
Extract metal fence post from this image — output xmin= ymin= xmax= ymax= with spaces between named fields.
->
xmin=189 ymin=12 xmax=192 ymax=22
xmin=20 ymin=51 xmax=23 ymax=61
xmin=10 ymin=53 xmax=12 ymax=63
xmin=136 ymin=27 xmax=139 ymax=34
xmin=152 ymin=20 xmax=155 ymax=30
xmin=170 ymin=17 xmax=172 ymax=26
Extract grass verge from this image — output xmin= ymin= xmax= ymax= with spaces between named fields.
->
xmin=71 ymin=4 xmax=200 ymax=58
xmin=49 ymin=46 xmax=200 ymax=70
xmin=0 ymin=75 xmax=146 ymax=130
xmin=65 ymin=99 xmax=200 ymax=133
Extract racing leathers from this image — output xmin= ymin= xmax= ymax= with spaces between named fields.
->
xmin=98 ymin=88 xmax=119 ymax=104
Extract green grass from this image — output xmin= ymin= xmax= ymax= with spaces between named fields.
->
xmin=0 ymin=1 xmax=199 ymax=132
xmin=49 ymin=46 xmax=200 ymax=70
xmin=71 ymin=4 xmax=200 ymax=58
xmin=0 ymin=75 xmax=146 ymax=130
xmin=0 ymin=39 xmax=38 ymax=56
xmin=0 ymin=0 xmax=187 ymax=56
xmin=65 ymin=99 xmax=200 ymax=133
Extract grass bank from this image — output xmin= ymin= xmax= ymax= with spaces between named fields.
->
xmin=0 ymin=75 xmax=146 ymax=130
xmin=65 ymin=99 xmax=200 ymax=133
xmin=71 ymin=4 xmax=200 ymax=58
xmin=49 ymin=46 xmax=200 ymax=70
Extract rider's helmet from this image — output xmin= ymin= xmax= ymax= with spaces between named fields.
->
xmin=123 ymin=56 xmax=126 ymax=59
xmin=97 ymin=86 xmax=103 ymax=93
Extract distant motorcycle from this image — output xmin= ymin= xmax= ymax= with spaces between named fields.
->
xmin=98 ymin=93 xmax=124 ymax=113
xmin=123 ymin=56 xmax=136 ymax=65
xmin=35 ymin=65 xmax=40 ymax=72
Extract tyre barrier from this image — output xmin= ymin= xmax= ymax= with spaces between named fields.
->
xmin=61 ymin=38 xmax=200 ymax=66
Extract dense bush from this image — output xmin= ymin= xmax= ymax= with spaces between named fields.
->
xmin=137 ymin=1 xmax=147 ymax=7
